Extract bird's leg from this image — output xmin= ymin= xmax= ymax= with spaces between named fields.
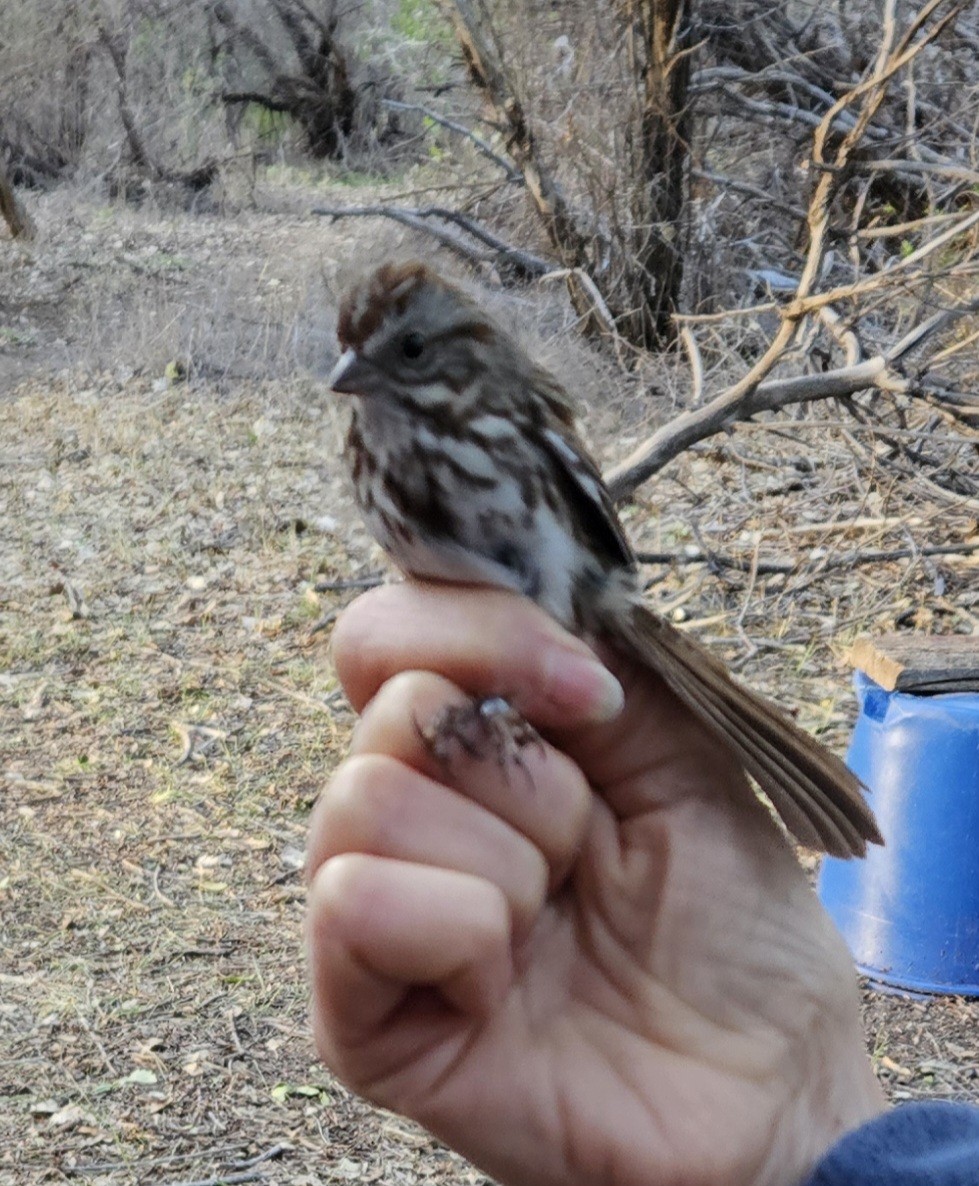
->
xmin=418 ymin=696 xmax=544 ymax=787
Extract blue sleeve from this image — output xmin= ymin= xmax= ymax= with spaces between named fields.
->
xmin=804 ymin=1102 xmax=979 ymax=1185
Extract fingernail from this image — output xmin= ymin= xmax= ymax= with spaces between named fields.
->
xmin=543 ymin=648 xmax=625 ymax=724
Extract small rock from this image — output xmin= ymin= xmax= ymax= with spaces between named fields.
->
xmin=49 ymin=1104 xmax=97 ymax=1130
xmin=280 ymin=845 xmax=306 ymax=872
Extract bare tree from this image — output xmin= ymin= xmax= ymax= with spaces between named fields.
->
xmin=211 ymin=0 xmax=392 ymax=161
xmin=442 ymin=0 xmax=693 ymax=347
xmin=0 ymin=0 xmax=398 ymax=200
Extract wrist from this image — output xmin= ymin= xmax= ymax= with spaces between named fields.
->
xmin=762 ymin=1024 xmax=886 ymax=1186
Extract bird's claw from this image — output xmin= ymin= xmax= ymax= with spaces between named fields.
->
xmin=418 ymin=696 xmax=544 ymax=787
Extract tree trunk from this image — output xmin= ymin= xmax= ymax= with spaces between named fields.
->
xmin=0 ymin=158 xmax=36 ymax=239
xmin=444 ymin=0 xmax=692 ymax=350
xmin=628 ymin=0 xmax=691 ymax=348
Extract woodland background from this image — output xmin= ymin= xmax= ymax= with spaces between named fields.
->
xmin=2 ymin=1 xmax=978 ymax=1183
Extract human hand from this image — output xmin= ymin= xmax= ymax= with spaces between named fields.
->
xmin=306 ymin=583 xmax=885 ymax=1186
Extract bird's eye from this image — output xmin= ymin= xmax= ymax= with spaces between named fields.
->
xmin=401 ymin=331 xmax=425 ymax=360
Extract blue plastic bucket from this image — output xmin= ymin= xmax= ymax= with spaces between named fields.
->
xmin=818 ymin=672 xmax=979 ymax=996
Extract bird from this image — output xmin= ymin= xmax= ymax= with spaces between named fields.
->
xmin=327 ymin=259 xmax=882 ymax=859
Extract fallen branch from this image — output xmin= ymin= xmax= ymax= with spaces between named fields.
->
xmin=310 ymin=203 xmax=550 ymax=278
xmin=161 ymin=1172 xmax=265 ymax=1186
xmin=311 ymin=204 xmax=491 ymax=267
xmin=417 ymin=207 xmax=549 ymax=274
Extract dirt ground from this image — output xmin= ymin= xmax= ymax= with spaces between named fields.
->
xmin=2 ymin=181 xmax=978 ymax=1185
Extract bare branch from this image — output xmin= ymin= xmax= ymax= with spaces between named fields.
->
xmin=440 ymin=0 xmax=594 ymax=268
xmin=692 ymin=169 xmax=806 ymax=221
xmin=210 ymin=0 xmax=281 ymax=75
xmin=607 ymin=2 xmax=973 ymax=501
xmin=784 ymin=208 xmax=979 ymax=319
xmin=538 ymin=268 xmax=618 ymax=335
xmin=851 ymin=159 xmax=979 ymax=185
xmin=887 ymin=297 xmax=979 ymax=364
xmin=855 ymin=211 xmax=966 ymax=240
xmin=309 ymin=203 xmax=550 ymax=278
xmin=222 ymin=91 xmax=293 ymax=114
xmin=380 ymin=99 xmax=522 ymax=180
xmin=97 ymin=20 xmax=152 ymax=171
xmin=607 ymin=359 xmax=894 ymax=501
xmin=605 ymin=295 xmax=978 ymax=501
xmin=817 ymin=306 xmax=861 ymax=367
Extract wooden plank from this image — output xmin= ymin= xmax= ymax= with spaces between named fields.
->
xmin=848 ymin=634 xmax=979 ymax=693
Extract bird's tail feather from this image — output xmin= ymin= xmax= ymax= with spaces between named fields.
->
xmin=619 ymin=603 xmax=882 ymax=859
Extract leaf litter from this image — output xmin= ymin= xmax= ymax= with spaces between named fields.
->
xmin=1 ymin=184 xmax=978 ymax=1184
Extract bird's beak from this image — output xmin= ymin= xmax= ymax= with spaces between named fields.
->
xmin=328 ymin=348 xmax=377 ymax=396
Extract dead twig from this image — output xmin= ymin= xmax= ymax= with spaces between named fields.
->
xmin=538 ymin=268 xmax=618 ymax=336
xmin=679 ymin=325 xmax=705 ymax=404
xmin=313 ymin=574 xmax=384 ymax=592
xmin=637 ymin=540 xmax=979 ymax=574
xmin=783 ymin=208 xmax=979 ymax=320
xmin=171 ymin=722 xmax=229 ymax=766
xmin=71 ymin=1145 xmax=253 ymax=1176
xmin=691 ymin=168 xmax=806 ymax=221
xmin=852 ymin=159 xmax=979 ymax=185
xmin=160 ymin=1171 xmax=266 ymax=1186
xmin=232 ymin=1145 xmax=292 ymax=1170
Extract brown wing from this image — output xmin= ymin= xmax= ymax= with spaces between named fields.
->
xmin=531 ymin=368 xmax=637 ymax=572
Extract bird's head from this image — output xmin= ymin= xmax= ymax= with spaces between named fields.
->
xmin=329 ymin=262 xmax=503 ymax=412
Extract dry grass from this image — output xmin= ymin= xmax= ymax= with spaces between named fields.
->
xmin=2 ymin=182 xmax=978 ymax=1184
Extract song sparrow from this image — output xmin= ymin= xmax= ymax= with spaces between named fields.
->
xmin=328 ymin=260 xmax=882 ymax=859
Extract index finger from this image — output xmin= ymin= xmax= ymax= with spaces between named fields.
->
xmin=331 ymin=582 xmax=624 ymax=730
